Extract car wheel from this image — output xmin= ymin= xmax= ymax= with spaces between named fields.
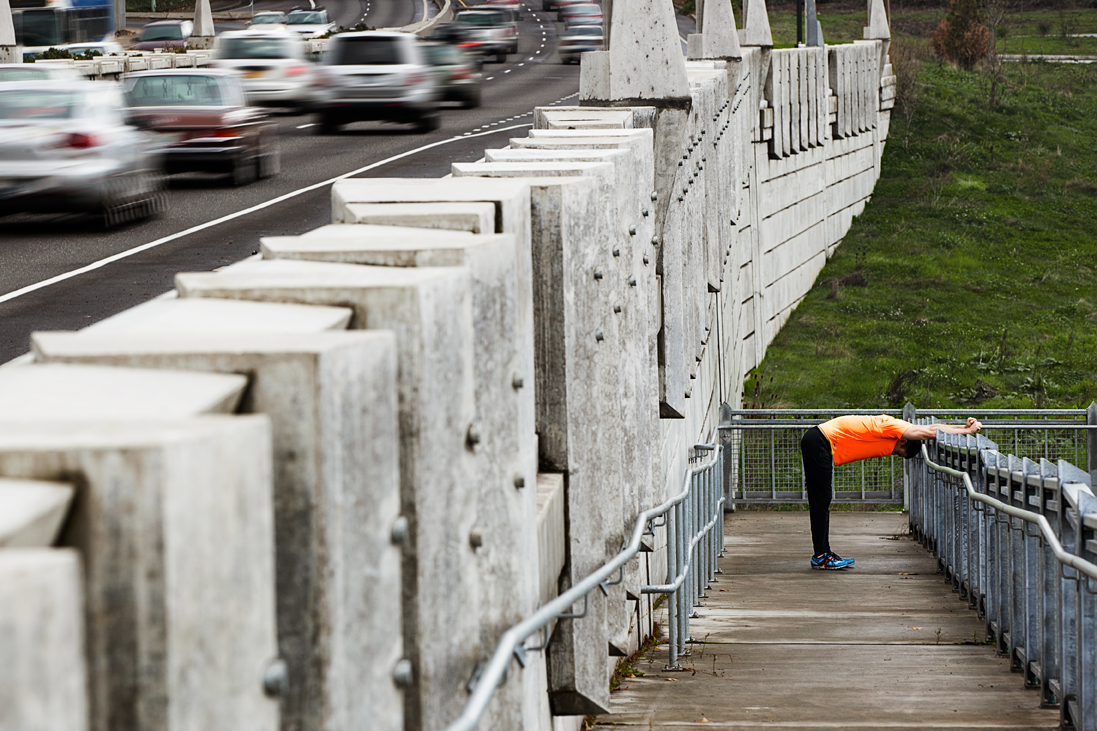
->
xmin=495 ymin=51 xmax=507 ymax=63
xmin=462 ymin=87 xmax=482 ymax=109
xmin=316 ymin=114 xmax=341 ymax=134
xmin=259 ymin=139 xmax=281 ymax=179
xmin=231 ymin=153 xmax=259 ymax=187
xmin=414 ymin=110 xmax=441 ymax=133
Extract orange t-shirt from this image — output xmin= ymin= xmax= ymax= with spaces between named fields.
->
xmin=817 ymin=415 xmax=913 ymax=466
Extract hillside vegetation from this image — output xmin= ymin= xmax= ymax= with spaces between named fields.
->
xmin=745 ymin=58 xmax=1097 ymax=409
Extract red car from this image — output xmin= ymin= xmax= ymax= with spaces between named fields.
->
xmin=123 ymin=69 xmax=280 ymax=186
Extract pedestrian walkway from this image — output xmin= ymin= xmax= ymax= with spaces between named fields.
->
xmin=595 ymin=511 xmax=1059 ymax=729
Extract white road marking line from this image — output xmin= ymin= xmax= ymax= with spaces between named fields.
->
xmin=518 ymin=62 xmax=524 ymax=66
xmin=0 ymin=125 xmax=535 ymax=305
xmin=504 ymin=69 xmax=511 ymax=73
xmin=485 ymin=76 xmax=493 ymax=80
xmin=297 ymin=123 xmax=316 ymax=129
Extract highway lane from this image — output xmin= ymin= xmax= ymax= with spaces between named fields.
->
xmin=0 ymin=0 xmax=574 ymax=362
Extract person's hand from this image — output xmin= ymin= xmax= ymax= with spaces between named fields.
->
xmin=966 ymin=417 xmax=983 ymax=433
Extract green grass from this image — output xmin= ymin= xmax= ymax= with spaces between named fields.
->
xmin=998 ymin=35 xmax=1097 ymax=56
xmin=729 ymin=0 xmax=1097 ymax=50
xmin=745 ymin=60 xmax=1097 ymax=409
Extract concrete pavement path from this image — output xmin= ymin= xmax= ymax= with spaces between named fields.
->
xmin=595 ymin=511 xmax=1058 ymax=730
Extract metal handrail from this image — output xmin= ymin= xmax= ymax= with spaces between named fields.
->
xmin=442 ymin=428 xmax=723 ymax=731
xmin=919 ymin=443 xmax=1097 ymax=581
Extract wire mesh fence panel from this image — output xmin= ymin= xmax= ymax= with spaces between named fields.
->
xmin=723 ymin=408 xmax=1093 ymax=506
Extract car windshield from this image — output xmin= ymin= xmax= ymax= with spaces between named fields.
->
xmin=125 ymin=75 xmax=225 ymax=106
xmin=0 ymin=68 xmax=52 ymax=82
xmin=251 ymin=14 xmax=284 ymax=23
xmin=220 ymin=37 xmax=292 ymax=59
xmin=457 ymin=12 xmax=502 ymax=26
xmin=422 ymin=44 xmax=459 ymax=64
xmin=330 ymin=37 xmax=404 ymax=65
xmin=141 ymin=24 xmax=184 ymax=41
xmin=0 ymin=89 xmax=78 ymax=120
xmin=286 ymin=11 xmax=324 ymax=24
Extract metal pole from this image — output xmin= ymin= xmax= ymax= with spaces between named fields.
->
xmin=796 ymin=0 xmax=803 ymax=45
xmin=667 ymin=504 xmax=678 ymax=669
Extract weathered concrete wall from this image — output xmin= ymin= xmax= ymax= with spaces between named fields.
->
xmin=0 ymin=6 xmax=895 ymax=730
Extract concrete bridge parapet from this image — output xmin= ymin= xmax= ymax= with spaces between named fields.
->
xmin=0 ymin=3 xmax=897 ymax=730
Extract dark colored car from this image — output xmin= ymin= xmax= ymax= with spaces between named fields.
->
xmin=421 ymin=41 xmax=482 ymax=108
xmin=312 ymin=32 xmax=441 ymax=134
xmin=558 ymin=24 xmax=603 ymax=63
xmin=123 ymin=70 xmax=280 ymax=185
xmin=136 ymin=20 xmax=193 ymax=51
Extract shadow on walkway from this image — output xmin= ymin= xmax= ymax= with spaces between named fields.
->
xmin=595 ymin=511 xmax=1058 ymax=730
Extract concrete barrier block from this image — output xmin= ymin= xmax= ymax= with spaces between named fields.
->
xmin=336 ymin=201 xmax=497 ymax=234
xmin=0 ymin=417 xmax=279 ymax=731
xmin=536 ymin=473 xmax=566 ymax=608
xmin=258 ymin=226 xmax=537 ymax=729
xmin=0 ymin=363 xmax=247 ymax=417
xmin=84 ymin=297 xmax=351 ymax=334
xmin=32 ymin=330 xmax=403 ymax=731
xmin=0 ymin=479 xmax=74 ymax=547
xmin=0 ymin=549 xmax=88 ymax=731
xmin=540 ymin=110 xmax=633 ymax=130
xmin=172 ymin=259 xmax=478 ymax=731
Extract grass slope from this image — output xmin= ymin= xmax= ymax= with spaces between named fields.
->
xmin=746 ymin=60 xmax=1097 ymax=409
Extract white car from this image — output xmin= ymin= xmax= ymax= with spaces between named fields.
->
xmin=284 ymin=8 xmax=336 ymax=39
xmin=248 ymin=11 xmax=288 ymax=27
xmin=0 ymin=64 xmax=82 ymax=82
xmin=212 ymin=30 xmax=314 ymax=108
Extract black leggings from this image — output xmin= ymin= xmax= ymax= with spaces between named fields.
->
xmin=800 ymin=426 xmax=834 ymax=556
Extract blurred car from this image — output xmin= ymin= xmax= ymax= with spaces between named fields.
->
xmin=454 ymin=9 xmax=517 ymax=63
xmin=558 ymin=24 xmax=602 ymax=63
xmin=561 ymin=3 xmax=603 ymax=28
xmin=312 ymin=32 xmax=440 ymax=134
xmin=122 ymin=69 xmax=279 ymax=185
xmin=62 ymin=41 xmax=126 ymax=57
xmin=212 ymin=30 xmax=313 ymax=109
xmin=421 ymin=41 xmax=481 ymax=108
xmin=551 ymin=0 xmax=586 ymax=16
xmin=481 ymin=0 xmax=522 ymax=19
xmin=136 ymin=20 xmax=193 ymax=51
xmin=0 ymin=64 xmax=82 ymax=82
xmin=0 ymin=80 xmax=164 ymax=226
xmin=284 ymin=8 xmax=336 ymax=39
xmin=248 ymin=11 xmax=288 ymax=27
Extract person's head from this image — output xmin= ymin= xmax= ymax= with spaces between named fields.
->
xmin=893 ymin=438 xmax=923 ymax=459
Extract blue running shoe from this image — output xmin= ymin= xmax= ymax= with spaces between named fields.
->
xmin=811 ymin=551 xmax=855 ymax=570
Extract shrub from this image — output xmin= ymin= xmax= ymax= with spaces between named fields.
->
xmin=931 ymin=0 xmax=991 ymax=70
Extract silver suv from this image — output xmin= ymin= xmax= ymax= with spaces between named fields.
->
xmin=454 ymin=8 xmax=518 ymax=63
xmin=313 ymin=32 xmax=441 ymax=134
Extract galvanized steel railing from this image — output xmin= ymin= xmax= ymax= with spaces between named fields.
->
xmin=720 ymin=406 xmax=1096 ymax=506
xmin=442 ymin=429 xmax=725 ymax=731
xmin=911 ymin=425 xmax=1097 ymax=730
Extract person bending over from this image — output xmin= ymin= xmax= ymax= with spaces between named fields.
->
xmin=800 ymin=414 xmax=983 ymax=570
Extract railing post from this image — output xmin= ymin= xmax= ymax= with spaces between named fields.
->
xmin=903 ymin=402 xmax=916 ymax=511
xmin=667 ymin=503 xmax=679 ymax=670
xmin=1088 ymin=402 xmax=1096 ymax=482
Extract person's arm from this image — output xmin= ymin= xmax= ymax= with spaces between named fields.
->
xmin=902 ymin=417 xmax=983 ymax=441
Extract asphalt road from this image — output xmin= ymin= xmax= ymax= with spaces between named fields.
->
xmin=0 ymin=0 xmax=580 ymax=363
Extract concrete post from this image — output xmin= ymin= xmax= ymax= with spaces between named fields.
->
xmin=0 ymin=478 xmax=74 ymax=547
xmin=806 ymin=0 xmax=825 ymax=47
xmin=190 ymin=0 xmax=215 ymax=49
xmin=0 ymin=0 xmax=21 ymax=64
xmin=863 ymin=0 xmax=891 ymax=75
xmin=0 ymin=550 xmax=88 ymax=731
xmin=687 ymin=0 xmax=742 ymax=63
xmin=259 ymin=226 xmax=539 ymax=731
xmin=0 ymin=417 xmax=280 ymax=731
xmin=32 ymin=331 xmax=405 ymax=731
xmin=173 ymin=260 xmax=480 ymax=731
